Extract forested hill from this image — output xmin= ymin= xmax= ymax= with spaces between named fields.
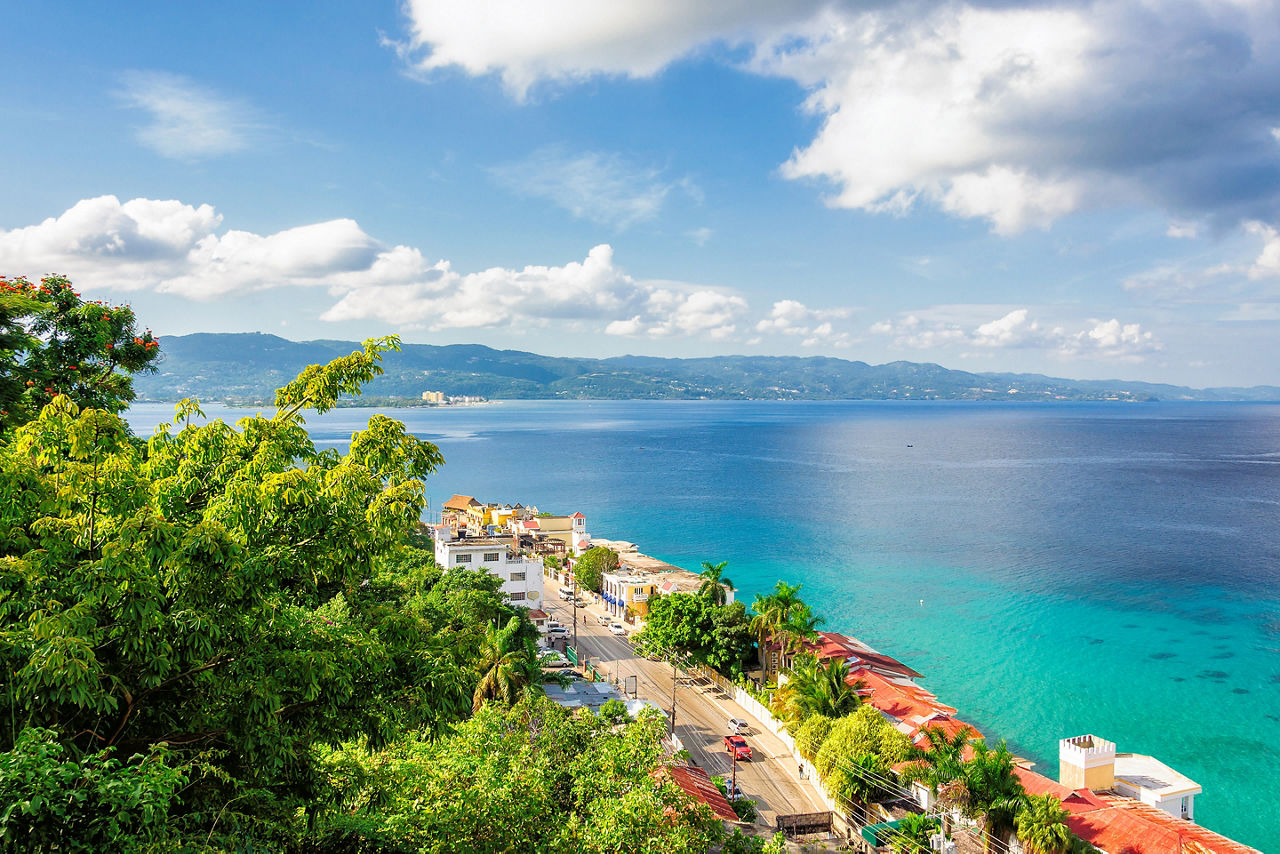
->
xmin=132 ymin=332 xmax=1280 ymax=403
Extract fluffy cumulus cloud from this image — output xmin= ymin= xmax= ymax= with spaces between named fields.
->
xmin=116 ymin=71 xmax=264 ymax=160
xmin=871 ymin=307 xmax=1160 ymax=361
xmin=396 ymin=1 xmax=1280 ymax=234
xmin=491 ymin=146 xmax=697 ymax=230
xmin=0 ymin=195 xmax=748 ymax=339
xmin=755 ymin=299 xmax=852 ymax=347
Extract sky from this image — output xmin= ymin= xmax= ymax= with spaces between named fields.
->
xmin=4 ymin=1 xmax=1280 ymax=387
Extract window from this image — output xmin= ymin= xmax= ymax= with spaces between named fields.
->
xmin=509 ymin=592 xmax=526 ymax=601
xmin=510 ymin=572 xmax=525 ymax=581
xmin=455 ymin=553 xmax=471 ymax=563
xmin=483 ymin=552 xmax=500 ymax=562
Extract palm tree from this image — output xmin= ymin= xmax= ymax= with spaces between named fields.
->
xmin=891 ymin=813 xmax=939 ymax=854
xmin=697 ymin=560 xmax=734 ymax=605
xmin=772 ymin=653 xmax=862 ymax=726
xmin=960 ymin=740 xmax=1027 ymax=854
xmin=750 ymin=581 xmax=804 ymax=680
xmin=1016 ymin=794 xmax=1074 ymax=854
xmin=772 ymin=602 xmax=824 ymax=673
xmin=899 ymin=724 xmax=975 ymax=837
xmin=472 ymin=617 xmax=541 ymax=712
xmin=832 ymin=752 xmax=893 ymax=826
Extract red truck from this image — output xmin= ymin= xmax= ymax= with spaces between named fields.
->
xmin=724 ymin=734 xmax=752 ymax=761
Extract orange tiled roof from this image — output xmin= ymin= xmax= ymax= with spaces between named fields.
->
xmin=658 ymin=765 xmax=739 ymax=823
xmin=442 ymin=494 xmax=480 ymax=510
xmin=1012 ymin=768 xmax=1258 ymax=854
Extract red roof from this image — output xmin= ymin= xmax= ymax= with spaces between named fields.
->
xmin=1012 ymin=768 xmax=1258 ymax=854
xmin=523 ymin=519 xmax=540 ymax=529
xmin=528 ymin=609 xmax=549 ymax=620
xmin=659 ymin=766 xmax=739 ymax=823
xmin=789 ymin=632 xmax=923 ymax=679
xmin=570 ymin=512 xmax=585 ymax=519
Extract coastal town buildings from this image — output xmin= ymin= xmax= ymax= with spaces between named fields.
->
xmin=420 ymin=390 xmax=445 ymax=404
xmin=439 ymin=494 xmax=591 ymax=556
xmin=600 ymin=568 xmax=663 ymax=619
xmin=431 ymin=526 xmax=545 ymax=606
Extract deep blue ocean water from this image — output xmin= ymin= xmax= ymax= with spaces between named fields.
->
xmin=127 ymin=400 xmax=1280 ymax=849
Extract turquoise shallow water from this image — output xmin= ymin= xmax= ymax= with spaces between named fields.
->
xmin=127 ymin=400 xmax=1280 ymax=849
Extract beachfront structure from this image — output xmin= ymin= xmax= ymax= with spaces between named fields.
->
xmin=432 ymin=529 xmax=545 ymax=606
xmin=514 ymin=512 xmax=590 ymax=555
xmin=1060 ymin=735 xmax=1201 ymax=822
xmin=601 ymin=568 xmax=663 ymax=620
xmin=420 ymin=390 xmax=445 ymax=404
xmin=1016 ymin=756 xmax=1252 ymax=854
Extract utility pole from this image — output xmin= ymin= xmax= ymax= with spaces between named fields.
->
xmin=570 ymin=557 xmax=578 ymax=653
xmin=730 ymin=745 xmax=738 ymax=801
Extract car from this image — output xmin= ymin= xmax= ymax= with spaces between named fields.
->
xmin=545 ymin=620 xmax=564 ymax=631
xmin=724 ymin=735 xmax=751 ymax=761
xmin=596 ymin=613 xmax=611 ymax=626
xmin=728 ymin=717 xmax=749 ymax=734
xmin=574 ymin=599 xmax=589 ymax=608
xmin=539 ymin=652 xmax=571 ymax=668
xmin=546 ymin=627 xmax=570 ymax=638
xmin=558 ymin=587 xmax=574 ymax=600
xmin=608 ymin=623 xmax=626 ymax=636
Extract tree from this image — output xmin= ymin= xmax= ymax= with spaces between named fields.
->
xmin=315 ymin=698 xmax=726 ymax=853
xmin=633 ymin=594 xmax=754 ymax=677
xmin=472 ymin=617 xmax=543 ymax=711
xmin=814 ymin=705 xmax=913 ymax=788
xmin=960 ymin=740 xmax=1027 ymax=854
xmin=0 ymin=275 xmax=159 ymax=433
xmin=573 ymin=546 xmax=618 ymax=593
xmin=793 ymin=715 xmax=835 ymax=763
xmin=772 ymin=653 xmax=862 ymax=727
xmin=697 ymin=559 xmax=734 ymax=605
xmin=0 ymin=337 xmax=450 ymax=845
xmin=891 ymin=813 xmax=939 ymax=854
xmin=1016 ymin=794 xmax=1074 ymax=854
xmin=830 ymin=751 xmax=894 ymax=824
xmin=772 ymin=602 xmax=823 ymax=673
xmin=750 ymin=581 xmax=806 ymax=680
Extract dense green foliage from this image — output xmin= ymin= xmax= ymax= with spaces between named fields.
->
xmin=891 ymin=813 xmax=938 ymax=854
xmin=572 ymin=546 xmax=617 ymax=594
xmin=633 ymin=594 xmax=755 ymax=676
xmin=134 ymin=332 xmax=1275 ymax=404
xmin=771 ymin=653 xmax=862 ymax=726
xmin=0 ymin=336 xmax=751 ymax=851
xmin=0 ymin=275 xmax=159 ymax=433
xmin=315 ymin=698 xmax=727 ymax=854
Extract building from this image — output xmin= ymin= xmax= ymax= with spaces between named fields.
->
xmin=432 ymin=528 xmax=545 ymax=606
xmin=656 ymin=765 xmax=741 ymax=823
xmin=1015 ymin=747 xmax=1257 ymax=854
xmin=1060 ymin=735 xmax=1201 ymax=823
xmin=601 ymin=568 xmax=663 ymax=620
xmin=515 ymin=511 xmax=590 ymax=555
xmin=440 ymin=494 xmax=485 ymax=532
xmin=420 ymin=390 xmax=445 ymax=404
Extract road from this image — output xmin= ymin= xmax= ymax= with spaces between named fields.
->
xmin=543 ymin=596 xmax=826 ymax=825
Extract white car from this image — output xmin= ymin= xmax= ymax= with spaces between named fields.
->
xmin=728 ymin=717 xmax=749 ymax=734
xmin=539 ymin=652 xmax=571 ymax=668
xmin=546 ymin=626 xmax=570 ymax=638
xmin=608 ymin=623 xmax=626 ymax=636
xmin=596 ymin=613 xmax=611 ymax=626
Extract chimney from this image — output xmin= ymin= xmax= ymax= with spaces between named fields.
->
xmin=1059 ymin=735 xmax=1116 ymax=792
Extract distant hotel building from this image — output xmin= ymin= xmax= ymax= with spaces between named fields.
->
xmin=420 ymin=390 xmax=445 ymax=404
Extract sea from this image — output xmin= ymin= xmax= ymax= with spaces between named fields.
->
xmin=126 ymin=399 xmax=1280 ymax=850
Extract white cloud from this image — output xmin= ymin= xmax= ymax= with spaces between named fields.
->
xmin=395 ymin=1 xmax=1280 ymax=233
xmin=755 ymin=298 xmax=851 ymax=346
xmin=871 ymin=307 xmax=1160 ymax=360
xmin=492 ymin=146 xmax=695 ymax=229
xmin=687 ymin=226 xmax=713 ymax=246
xmin=1166 ymin=222 xmax=1199 ymax=239
xmin=116 ymin=71 xmax=263 ymax=159
xmin=1246 ymin=221 xmax=1280 ymax=279
xmin=0 ymin=196 xmax=748 ymax=340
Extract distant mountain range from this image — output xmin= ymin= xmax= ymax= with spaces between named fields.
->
xmin=132 ymin=332 xmax=1280 ymax=404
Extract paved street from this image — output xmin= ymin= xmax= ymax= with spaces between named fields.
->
xmin=543 ymin=596 xmax=826 ymax=825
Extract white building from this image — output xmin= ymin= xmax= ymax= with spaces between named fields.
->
xmin=432 ymin=529 xmax=545 ymax=607
xmin=1059 ymin=734 xmax=1201 ymax=822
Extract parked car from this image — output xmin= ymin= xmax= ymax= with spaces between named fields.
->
xmin=539 ymin=652 xmax=571 ymax=668
xmin=545 ymin=620 xmax=564 ymax=631
xmin=546 ymin=627 xmax=570 ymax=638
xmin=596 ymin=613 xmax=611 ymax=626
xmin=728 ymin=717 xmax=749 ymax=735
xmin=723 ymin=735 xmax=751 ymax=761
xmin=558 ymin=587 xmax=574 ymax=600
xmin=608 ymin=622 xmax=626 ymax=636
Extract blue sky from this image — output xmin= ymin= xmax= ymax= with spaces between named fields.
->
xmin=4 ymin=1 xmax=1280 ymax=387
